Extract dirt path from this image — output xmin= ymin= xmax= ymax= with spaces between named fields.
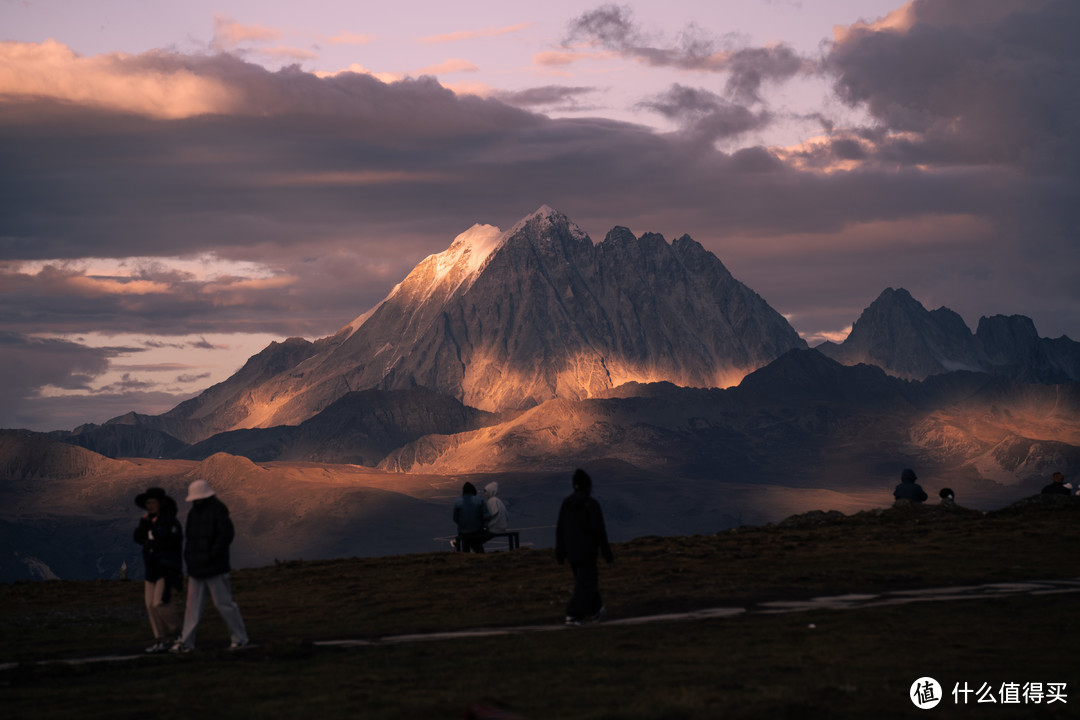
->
xmin=4 ymin=577 xmax=1078 ymax=669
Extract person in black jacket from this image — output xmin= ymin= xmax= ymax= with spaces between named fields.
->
xmin=133 ymin=487 xmax=183 ymax=653
xmin=170 ymin=479 xmax=250 ymax=652
xmin=556 ymin=468 xmax=613 ymax=625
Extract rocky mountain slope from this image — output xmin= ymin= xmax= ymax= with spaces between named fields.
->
xmin=818 ymin=288 xmax=1080 ymax=381
xmin=101 ymin=207 xmax=806 ymax=444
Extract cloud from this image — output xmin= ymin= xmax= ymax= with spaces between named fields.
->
xmin=0 ymin=40 xmax=236 ymax=118
xmin=210 ymin=15 xmax=283 ymax=52
xmin=1 ymin=0 xmax=1078 ymax=391
xmin=419 ymin=23 xmax=532 ymax=45
xmin=564 ymin=4 xmax=809 ymax=102
xmin=414 ymin=58 xmax=480 ymax=76
xmin=0 ymin=332 xmax=123 ymax=428
xmin=210 ymin=15 xmax=316 ymax=65
xmin=826 ymin=0 xmax=1078 ymax=174
xmin=638 ymin=84 xmax=771 ymax=142
xmin=493 ymin=85 xmax=600 ymax=110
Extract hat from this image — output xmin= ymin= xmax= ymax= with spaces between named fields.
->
xmin=135 ymin=487 xmax=168 ymax=509
xmin=186 ymin=479 xmax=216 ymax=502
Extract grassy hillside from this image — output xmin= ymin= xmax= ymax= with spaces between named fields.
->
xmin=2 ymin=498 xmax=1078 ymax=719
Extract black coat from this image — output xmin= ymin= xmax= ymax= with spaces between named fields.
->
xmin=184 ymin=496 xmax=235 ymax=578
xmin=133 ymin=510 xmax=183 ymax=583
xmin=1041 ymin=482 xmax=1071 ymax=496
xmin=556 ymin=490 xmax=613 ymax=566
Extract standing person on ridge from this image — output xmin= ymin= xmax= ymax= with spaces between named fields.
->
xmin=133 ymin=486 xmax=183 ymax=653
xmin=556 ymin=468 xmax=613 ymax=625
xmin=1041 ymin=471 xmax=1071 ymax=495
xmin=453 ymin=482 xmax=492 ymax=553
xmin=170 ymin=479 xmax=250 ymax=653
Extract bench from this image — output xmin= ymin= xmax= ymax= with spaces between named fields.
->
xmin=454 ymin=531 xmax=520 ymax=552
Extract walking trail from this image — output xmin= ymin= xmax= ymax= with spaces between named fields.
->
xmin=4 ymin=577 xmax=1078 ymax=670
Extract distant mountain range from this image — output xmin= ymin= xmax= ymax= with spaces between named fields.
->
xmin=818 ymin=287 xmax=1080 ymax=383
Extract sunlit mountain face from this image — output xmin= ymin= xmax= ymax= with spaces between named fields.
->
xmin=105 ymin=207 xmax=806 ymax=444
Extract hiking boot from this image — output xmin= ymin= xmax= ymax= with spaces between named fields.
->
xmin=169 ymin=642 xmax=192 ymax=654
xmin=590 ymin=606 xmax=607 ymax=622
xmin=145 ymin=640 xmax=169 ymax=654
xmin=564 ymin=616 xmax=583 ymax=626
xmin=228 ymin=640 xmax=252 ymax=650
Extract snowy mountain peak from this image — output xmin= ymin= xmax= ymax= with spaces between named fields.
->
xmin=507 ymin=205 xmax=592 ymax=244
xmin=440 ymin=223 xmax=505 ymax=280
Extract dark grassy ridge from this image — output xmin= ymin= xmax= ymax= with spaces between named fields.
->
xmin=2 ymin=499 xmax=1078 ymax=718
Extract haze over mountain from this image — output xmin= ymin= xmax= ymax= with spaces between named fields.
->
xmin=98 ymin=207 xmax=806 ymax=444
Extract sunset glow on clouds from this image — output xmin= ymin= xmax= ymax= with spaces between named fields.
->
xmin=1 ymin=0 xmax=1077 ymax=430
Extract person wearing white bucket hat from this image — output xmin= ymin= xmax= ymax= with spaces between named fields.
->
xmin=170 ymin=479 xmax=250 ymax=653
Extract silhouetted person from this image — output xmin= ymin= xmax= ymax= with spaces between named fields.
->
xmin=1041 ymin=471 xmax=1071 ymax=496
xmin=133 ymin=487 xmax=183 ymax=653
xmin=171 ymin=479 xmax=249 ymax=652
xmin=893 ymin=468 xmax=928 ymax=504
xmin=556 ymin=468 xmax=613 ymax=625
xmin=939 ymin=487 xmax=955 ymax=506
xmin=453 ymin=482 xmax=492 ymax=553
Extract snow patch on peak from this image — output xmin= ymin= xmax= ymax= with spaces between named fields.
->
xmin=444 ymin=223 xmax=504 ymax=279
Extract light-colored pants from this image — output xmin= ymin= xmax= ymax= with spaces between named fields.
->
xmin=144 ymin=578 xmax=180 ymax=640
xmin=177 ymin=573 xmax=249 ymax=649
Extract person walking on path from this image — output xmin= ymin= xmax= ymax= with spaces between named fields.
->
xmin=171 ymin=479 xmax=249 ymax=652
xmin=893 ymin=468 xmax=928 ymax=504
xmin=453 ymin=482 xmax=492 ymax=553
xmin=556 ymin=468 xmax=613 ymax=625
xmin=133 ymin=487 xmax=183 ymax=653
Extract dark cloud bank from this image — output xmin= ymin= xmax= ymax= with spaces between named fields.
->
xmin=1 ymin=0 xmax=1077 ymax=429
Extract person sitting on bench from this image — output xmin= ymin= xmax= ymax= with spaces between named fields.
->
xmin=485 ymin=482 xmax=509 ymax=535
xmin=453 ymin=482 xmax=492 ymax=553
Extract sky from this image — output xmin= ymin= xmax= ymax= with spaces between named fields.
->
xmin=1 ymin=0 xmax=1077 ymax=432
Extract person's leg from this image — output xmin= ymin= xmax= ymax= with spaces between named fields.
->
xmin=206 ymin=573 xmax=249 ymax=646
xmin=176 ymin=576 xmax=208 ymax=649
xmin=150 ymin=577 xmax=181 ymax=637
xmin=567 ymin=563 xmax=601 ymax=619
xmin=144 ymin=580 xmax=165 ymax=639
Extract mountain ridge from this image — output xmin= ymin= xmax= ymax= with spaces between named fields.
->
xmin=102 ymin=207 xmax=806 ymax=443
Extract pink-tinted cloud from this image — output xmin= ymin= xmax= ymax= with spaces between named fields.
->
xmin=0 ymin=40 xmax=236 ymax=118
xmin=419 ymin=22 xmax=532 ymax=45
xmin=210 ymin=14 xmax=283 ymax=53
xmin=414 ymin=58 xmax=480 ymax=76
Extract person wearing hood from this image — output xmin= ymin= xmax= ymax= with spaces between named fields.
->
xmin=484 ymin=482 xmax=509 ymax=534
xmin=556 ymin=468 xmax=613 ymax=625
xmin=170 ymin=479 xmax=249 ymax=652
xmin=453 ymin=482 xmax=492 ymax=553
xmin=893 ymin=468 xmax=928 ymax=504
xmin=133 ymin=487 xmax=183 ymax=653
